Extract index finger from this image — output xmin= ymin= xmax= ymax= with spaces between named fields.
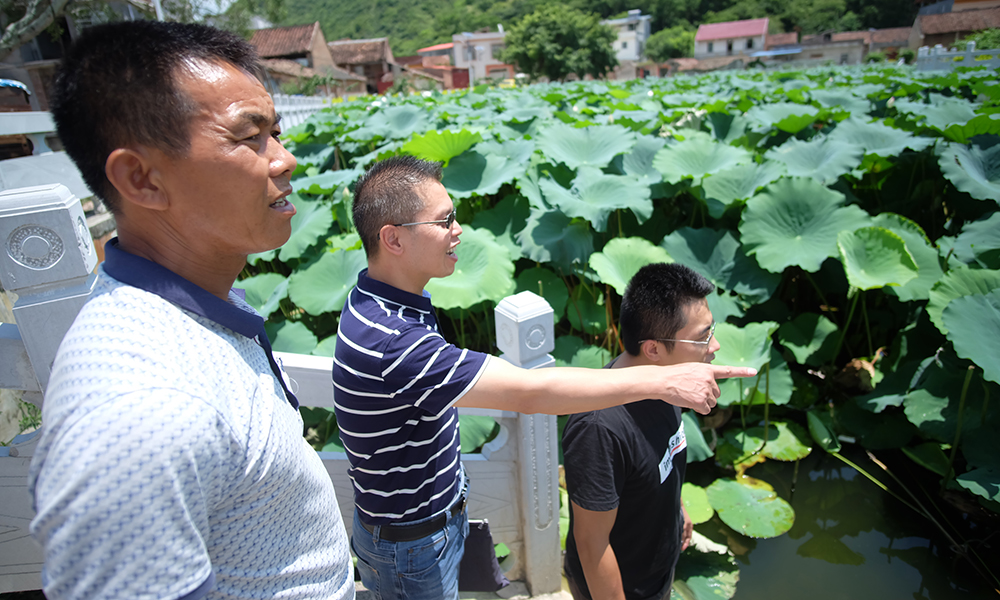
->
xmin=710 ymin=365 xmax=758 ymax=379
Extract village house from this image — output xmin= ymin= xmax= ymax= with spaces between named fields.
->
xmin=603 ymin=9 xmax=653 ymax=62
xmin=694 ymin=17 xmax=768 ymax=59
xmin=908 ymin=6 xmax=1000 ymax=48
xmin=452 ymin=28 xmax=515 ymax=83
xmin=328 ymin=37 xmax=400 ymax=94
xmin=250 ymin=23 xmax=364 ymax=96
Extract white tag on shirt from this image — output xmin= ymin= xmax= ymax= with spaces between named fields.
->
xmin=659 ymin=420 xmax=688 ymax=483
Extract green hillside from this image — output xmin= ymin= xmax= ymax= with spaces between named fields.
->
xmin=281 ymin=0 xmax=918 ymax=57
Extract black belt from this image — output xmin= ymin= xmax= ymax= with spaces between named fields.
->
xmin=361 ymin=492 xmax=467 ymax=542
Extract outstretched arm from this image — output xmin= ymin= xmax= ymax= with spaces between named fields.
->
xmin=456 ymin=357 xmax=756 ymax=415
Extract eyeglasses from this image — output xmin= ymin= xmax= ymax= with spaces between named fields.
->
xmin=641 ymin=322 xmax=716 ymax=346
xmin=393 ymin=209 xmax=457 ymax=231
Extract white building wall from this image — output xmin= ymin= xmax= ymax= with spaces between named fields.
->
xmin=603 ymin=13 xmax=652 ymax=61
xmin=452 ymin=31 xmax=511 ymax=82
xmin=694 ymin=34 xmax=766 ymax=58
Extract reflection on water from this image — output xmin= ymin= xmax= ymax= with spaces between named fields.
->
xmin=690 ymin=447 xmax=997 ymax=600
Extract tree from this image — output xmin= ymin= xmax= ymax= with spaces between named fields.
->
xmin=959 ymin=28 xmax=1000 ymax=50
xmin=645 ymin=24 xmax=694 ymax=61
xmin=500 ymin=5 xmax=617 ymax=82
xmin=0 ymin=0 xmax=74 ymax=62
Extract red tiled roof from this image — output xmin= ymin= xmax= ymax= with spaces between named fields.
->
xmin=261 ymin=58 xmax=365 ymax=82
xmin=801 ymin=30 xmax=870 ymax=45
xmin=696 ymin=18 xmax=768 ymax=42
xmin=418 ymin=42 xmax=454 ymax=53
xmin=919 ymin=7 xmax=1000 ymax=34
xmin=766 ymin=32 xmax=798 ymax=48
xmin=328 ymin=38 xmax=394 ymax=65
xmin=871 ymin=27 xmax=912 ymax=44
xmin=251 ymin=23 xmax=317 ymax=58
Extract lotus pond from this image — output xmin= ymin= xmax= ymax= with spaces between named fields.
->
xmin=250 ymin=63 xmax=1000 ymax=598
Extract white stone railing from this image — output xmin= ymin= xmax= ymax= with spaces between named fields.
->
xmin=0 ymin=184 xmax=561 ymax=595
xmin=916 ymin=41 xmax=1000 ymax=71
xmin=272 ymin=93 xmax=336 ymax=128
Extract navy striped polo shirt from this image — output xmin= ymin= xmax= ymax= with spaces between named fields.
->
xmin=332 ymin=269 xmax=489 ymax=524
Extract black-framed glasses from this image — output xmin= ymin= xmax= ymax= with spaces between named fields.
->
xmin=393 ymin=209 xmax=457 ymax=230
xmin=641 ymin=322 xmax=716 ymax=346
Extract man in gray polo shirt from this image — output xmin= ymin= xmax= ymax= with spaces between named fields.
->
xmin=333 ymin=156 xmax=756 ymax=600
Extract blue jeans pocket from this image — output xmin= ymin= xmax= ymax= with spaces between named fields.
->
xmin=402 ymin=525 xmax=449 ymax=577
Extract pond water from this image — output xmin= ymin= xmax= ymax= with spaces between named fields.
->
xmin=688 ymin=447 xmax=998 ymax=600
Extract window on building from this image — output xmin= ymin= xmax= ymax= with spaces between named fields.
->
xmin=622 ymin=41 xmax=628 ymax=49
xmin=747 ymin=38 xmax=754 ymax=49
xmin=627 ymin=23 xmax=635 ymax=31
xmin=491 ymin=44 xmax=505 ymax=59
xmin=840 ymin=53 xmax=849 ymax=64
xmin=727 ymin=41 xmax=733 ymax=53
xmin=708 ymin=42 xmax=714 ymax=52
xmin=488 ymin=67 xmax=507 ymax=80
xmin=465 ymin=45 xmax=474 ymax=61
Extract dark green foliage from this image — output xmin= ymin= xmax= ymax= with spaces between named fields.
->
xmin=958 ymin=28 xmax=1000 ymax=50
xmin=645 ymin=25 xmax=696 ymax=61
xmin=500 ymin=5 xmax=618 ymax=82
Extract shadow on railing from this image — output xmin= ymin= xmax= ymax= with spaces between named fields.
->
xmin=0 ymin=184 xmax=562 ymax=595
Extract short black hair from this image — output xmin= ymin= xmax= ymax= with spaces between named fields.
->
xmin=51 ymin=21 xmax=262 ymax=212
xmin=619 ymin=263 xmax=715 ymax=356
xmin=352 ymin=156 xmax=443 ymax=257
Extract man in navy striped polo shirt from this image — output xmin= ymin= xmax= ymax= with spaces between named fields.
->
xmin=333 ymin=156 xmax=756 ymax=600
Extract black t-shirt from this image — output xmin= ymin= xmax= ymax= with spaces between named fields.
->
xmin=563 ymin=385 xmax=687 ymax=600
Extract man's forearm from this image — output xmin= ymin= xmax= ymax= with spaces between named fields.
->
xmin=577 ymin=540 xmax=627 ymax=600
xmin=458 ymin=357 xmax=753 ymax=415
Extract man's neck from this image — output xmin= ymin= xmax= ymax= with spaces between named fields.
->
xmin=366 ymin=261 xmax=429 ymax=297
xmin=116 ymin=227 xmax=245 ymax=301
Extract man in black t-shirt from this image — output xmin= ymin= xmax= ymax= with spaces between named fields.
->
xmin=563 ymin=263 xmax=720 ymax=600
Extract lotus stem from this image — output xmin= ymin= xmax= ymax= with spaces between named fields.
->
xmin=803 ymin=271 xmax=840 ymax=328
xmin=861 ymin=294 xmax=873 ymax=358
xmin=762 ymin=361 xmax=771 ymax=450
xmin=833 ymin=289 xmax=860 ymax=363
xmin=831 ymin=451 xmax=921 ymax=514
xmin=942 ymin=365 xmax=974 ymax=494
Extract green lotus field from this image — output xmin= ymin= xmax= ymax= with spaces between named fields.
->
xmin=239 ymin=64 xmax=1000 ymax=595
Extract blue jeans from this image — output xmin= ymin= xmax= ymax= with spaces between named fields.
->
xmin=352 ymin=506 xmax=469 ymax=600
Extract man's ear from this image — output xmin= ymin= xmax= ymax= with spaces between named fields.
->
xmin=378 ymin=224 xmax=405 ymax=256
xmin=105 ymin=147 xmax=168 ymax=211
xmin=640 ymin=339 xmax=668 ymax=364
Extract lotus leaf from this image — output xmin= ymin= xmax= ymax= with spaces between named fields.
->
xmin=944 ymin=290 xmax=1000 ymax=384
xmin=553 ymin=336 xmax=612 ymax=368
xmin=277 ymin=196 xmax=335 ymax=262
xmin=955 ymin=468 xmax=1000 ymax=503
xmin=937 ymin=143 xmax=1000 ymax=204
xmin=425 ymin=227 xmax=515 ymax=309
xmin=681 ymin=483 xmax=714 ymax=524
xmin=701 ymin=162 xmax=787 ymax=217
xmin=939 ymin=113 xmax=1000 ymax=145
xmin=714 ymin=321 xmax=777 ymax=372
xmin=653 ymin=137 xmax=754 ymax=184
xmin=312 ymin=335 xmax=338 ymax=357
xmin=705 ymin=478 xmax=795 ymax=538
xmin=291 ymin=169 xmax=363 ymax=195
xmin=401 ymin=129 xmax=483 ymax=165
xmin=328 ymin=232 xmax=362 ymax=252
xmin=894 ymin=94 xmax=977 ymax=132
xmin=763 ymin=137 xmax=863 ymax=185
xmin=753 ymin=421 xmax=811 ymax=461
xmin=538 ymin=167 xmax=652 ymax=232
xmin=827 ymin=116 xmax=934 ymax=157
xmin=740 ymin=178 xmax=871 ymax=273
xmin=620 ymin=136 xmax=665 ymax=184
xmin=926 ymin=266 xmax=1000 ymax=335
xmin=565 ymin=285 xmax=608 ymax=336
xmin=714 ymin=426 xmax=765 ymax=467
xmin=835 ymin=397 xmax=916 ymax=449
xmin=682 ymin=412 xmax=712 ymax=464
xmin=287 ymin=248 xmax=367 ymax=316
xmin=950 ymin=212 xmax=1000 ymax=270
xmin=901 ymin=442 xmax=951 ymax=476
xmin=807 ymin=411 xmax=841 ymax=453
xmin=796 ymin=532 xmax=865 ymax=566
xmin=671 ymin=543 xmax=739 ymax=600
xmin=246 ymin=249 xmax=275 ymax=265
xmin=745 ymin=102 xmax=821 ymax=133
xmin=364 ymin=105 xmax=430 ymax=140
xmin=660 ymin=228 xmax=780 ymax=305
xmin=705 ymin=112 xmax=751 ymax=145
xmin=471 ymin=194 xmax=530 ymax=261
xmin=459 ymin=415 xmax=498 ymax=453
xmin=233 ymin=273 xmax=288 ymax=318
xmin=289 ymin=143 xmax=335 ymax=173
xmin=720 ymin=347 xmax=793 ymax=407
xmin=809 ymin=89 xmax=870 ymax=116
xmin=514 ymin=267 xmax=568 ymax=323
xmin=962 ymin=426 xmax=1000 ymax=470
xmin=706 ymin=291 xmax=744 ymax=325
xmin=837 ymin=227 xmax=918 ymax=290
xmin=516 ymin=209 xmax=594 ymax=269
xmin=903 ymin=362 xmax=992 ymax=442
xmin=351 ymin=141 xmax=403 ymax=169
xmin=265 ymin=320 xmax=318 ymax=354
xmin=872 ymin=213 xmax=943 ymax=302
xmin=589 ymin=237 xmax=673 ymax=295
xmin=778 ymin=313 xmax=838 ymax=367
xmin=535 ymin=122 xmax=637 ymax=169
xmin=442 ymin=148 xmax=526 ymax=200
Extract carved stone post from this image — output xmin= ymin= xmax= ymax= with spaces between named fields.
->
xmin=0 ymin=184 xmax=97 ymax=593
xmin=495 ymin=291 xmax=560 ymax=595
